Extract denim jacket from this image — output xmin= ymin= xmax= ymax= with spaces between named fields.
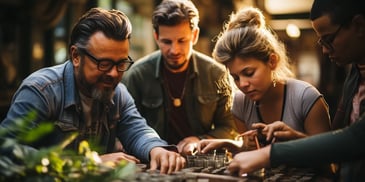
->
xmin=122 ymin=50 xmax=237 ymax=142
xmin=1 ymin=61 xmax=168 ymax=162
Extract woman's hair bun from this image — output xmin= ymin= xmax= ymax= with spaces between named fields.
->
xmin=226 ymin=7 xmax=265 ymax=31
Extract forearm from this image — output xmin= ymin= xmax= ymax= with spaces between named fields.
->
xmin=270 ymin=117 xmax=365 ymax=166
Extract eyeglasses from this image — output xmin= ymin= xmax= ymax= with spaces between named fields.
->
xmin=317 ymin=23 xmax=344 ymax=51
xmin=78 ymin=48 xmax=134 ymax=72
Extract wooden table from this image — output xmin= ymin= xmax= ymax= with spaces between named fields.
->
xmin=132 ymin=165 xmax=332 ymax=181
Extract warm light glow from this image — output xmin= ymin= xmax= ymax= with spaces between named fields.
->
xmin=265 ymin=0 xmax=313 ymax=14
xmin=33 ymin=42 xmax=44 ymax=60
xmin=286 ymin=23 xmax=301 ymax=38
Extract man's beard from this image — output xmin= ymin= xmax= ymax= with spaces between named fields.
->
xmin=165 ymin=57 xmax=189 ymax=71
xmin=91 ymin=86 xmax=114 ymax=103
xmin=166 ymin=61 xmax=186 ymax=70
xmin=77 ymin=61 xmax=115 ymax=103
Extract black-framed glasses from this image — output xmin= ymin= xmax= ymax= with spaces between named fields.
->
xmin=317 ymin=23 xmax=344 ymax=51
xmin=78 ymin=48 xmax=134 ymax=72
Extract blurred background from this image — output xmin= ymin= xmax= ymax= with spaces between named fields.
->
xmin=0 ymin=0 xmax=346 ymax=120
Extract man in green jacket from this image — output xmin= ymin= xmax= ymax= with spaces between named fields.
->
xmin=122 ymin=0 xmax=237 ymax=156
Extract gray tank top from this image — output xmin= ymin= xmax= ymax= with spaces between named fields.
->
xmin=232 ymin=79 xmax=323 ymax=133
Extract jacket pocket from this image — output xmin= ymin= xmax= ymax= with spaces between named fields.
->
xmin=55 ymin=121 xmax=78 ymax=132
xmin=141 ymin=97 xmax=164 ymax=131
xmin=197 ymin=94 xmax=218 ymax=125
xmin=198 ymin=94 xmax=219 ymax=104
xmin=142 ymin=97 xmax=163 ymax=109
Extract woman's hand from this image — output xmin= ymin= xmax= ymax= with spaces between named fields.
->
xmin=239 ymin=130 xmax=261 ymax=150
xmin=196 ymin=139 xmax=242 ymax=154
xmin=252 ymin=121 xmax=306 ymax=141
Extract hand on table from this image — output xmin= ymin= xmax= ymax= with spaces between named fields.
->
xmin=227 ymin=145 xmax=271 ymax=176
xmin=177 ymin=136 xmax=201 ymax=156
xmin=100 ymin=152 xmax=140 ymax=165
xmin=149 ymin=147 xmax=186 ymax=174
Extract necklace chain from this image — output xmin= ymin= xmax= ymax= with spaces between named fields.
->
xmin=163 ymin=67 xmax=189 ymax=107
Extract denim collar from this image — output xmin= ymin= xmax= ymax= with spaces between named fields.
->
xmin=63 ymin=61 xmax=79 ymax=109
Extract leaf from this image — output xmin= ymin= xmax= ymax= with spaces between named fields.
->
xmin=0 ymin=156 xmax=26 ymax=176
xmin=0 ymin=111 xmax=137 ymax=181
xmin=18 ymin=123 xmax=54 ymax=143
xmin=109 ymin=161 xmax=137 ymax=180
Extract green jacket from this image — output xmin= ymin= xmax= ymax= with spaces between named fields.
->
xmin=122 ymin=50 xmax=237 ymax=143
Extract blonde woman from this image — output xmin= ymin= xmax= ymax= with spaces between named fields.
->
xmin=197 ymin=7 xmax=331 ymax=154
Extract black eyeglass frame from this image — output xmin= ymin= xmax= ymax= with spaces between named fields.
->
xmin=317 ymin=22 xmax=345 ymax=51
xmin=78 ymin=48 xmax=134 ymax=72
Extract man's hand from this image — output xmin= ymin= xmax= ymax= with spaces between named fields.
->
xmin=149 ymin=147 xmax=186 ymax=174
xmin=100 ymin=152 xmax=140 ymax=166
xmin=177 ymin=136 xmax=200 ymax=156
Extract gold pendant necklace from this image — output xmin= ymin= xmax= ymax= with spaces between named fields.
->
xmin=173 ymin=98 xmax=182 ymax=107
xmin=163 ymin=67 xmax=189 ymax=108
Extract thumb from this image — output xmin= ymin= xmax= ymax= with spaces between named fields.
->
xmin=273 ymin=131 xmax=291 ymax=140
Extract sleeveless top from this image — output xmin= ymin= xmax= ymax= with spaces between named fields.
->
xmin=232 ymin=79 xmax=323 ymax=132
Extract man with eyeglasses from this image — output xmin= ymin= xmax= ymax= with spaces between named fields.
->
xmin=316 ymin=22 xmax=344 ymax=53
xmin=1 ymin=7 xmax=185 ymax=174
xmin=223 ymin=0 xmax=365 ymax=180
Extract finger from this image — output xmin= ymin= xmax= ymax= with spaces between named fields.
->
xmin=227 ymin=160 xmax=239 ymax=175
xmin=271 ymin=137 xmax=276 ymax=143
xmin=171 ymin=153 xmax=184 ymax=173
xmin=177 ymin=142 xmax=187 ymax=154
xmin=243 ymin=135 xmax=250 ymax=148
xmin=166 ymin=154 xmax=176 ymax=174
xmin=240 ymin=130 xmax=256 ymax=136
xmin=200 ymin=145 xmax=210 ymax=154
xmin=158 ymin=156 xmax=168 ymax=174
xmin=252 ymin=123 xmax=266 ymax=129
xmin=182 ymin=144 xmax=191 ymax=156
xmin=179 ymin=142 xmax=190 ymax=156
xmin=265 ymin=126 xmax=275 ymax=141
xmin=149 ymin=157 xmax=158 ymax=171
xmin=254 ymin=136 xmax=260 ymax=149
xmin=174 ymin=156 xmax=182 ymax=172
xmin=196 ymin=141 xmax=205 ymax=153
xmin=273 ymin=131 xmax=291 ymax=140
xmin=180 ymin=156 xmax=186 ymax=169
xmin=122 ymin=154 xmax=140 ymax=163
xmin=187 ymin=143 xmax=197 ymax=155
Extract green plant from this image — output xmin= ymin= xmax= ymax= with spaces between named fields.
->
xmin=0 ymin=111 xmax=137 ymax=182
